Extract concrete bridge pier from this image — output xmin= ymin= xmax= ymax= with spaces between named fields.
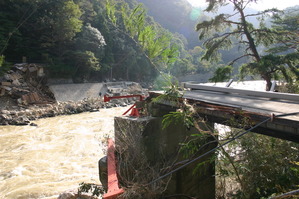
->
xmin=113 ymin=103 xmax=216 ymax=198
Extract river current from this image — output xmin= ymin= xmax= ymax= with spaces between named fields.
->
xmin=0 ymin=107 xmax=128 ymax=199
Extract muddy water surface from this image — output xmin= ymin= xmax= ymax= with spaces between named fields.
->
xmin=0 ymin=107 xmax=128 ymax=199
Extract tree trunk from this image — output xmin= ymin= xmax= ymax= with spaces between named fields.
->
xmin=234 ymin=2 xmax=261 ymax=62
xmin=234 ymin=2 xmax=275 ymax=91
xmin=263 ymin=74 xmax=272 ymax=91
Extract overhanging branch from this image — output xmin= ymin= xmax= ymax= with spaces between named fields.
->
xmin=245 ymin=8 xmax=281 ymax=17
xmin=205 ymin=31 xmax=243 ymax=43
xmin=228 ymin=54 xmax=252 ymax=65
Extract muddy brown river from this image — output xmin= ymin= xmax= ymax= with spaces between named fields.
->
xmin=0 ymin=107 xmax=128 ymax=199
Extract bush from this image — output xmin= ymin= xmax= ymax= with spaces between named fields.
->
xmin=217 ymin=131 xmax=299 ymax=199
xmin=0 ymin=55 xmax=11 ymax=76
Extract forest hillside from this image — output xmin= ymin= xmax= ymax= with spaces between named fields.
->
xmin=0 ymin=0 xmax=298 ymax=91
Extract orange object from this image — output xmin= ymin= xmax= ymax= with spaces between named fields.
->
xmin=103 ymin=139 xmax=124 ymax=199
xmin=122 ymin=103 xmax=136 ymax=116
xmin=104 ymin=94 xmax=144 ymax=117
xmin=129 ymin=107 xmax=140 ymax=117
xmin=122 ymin=103 xmax=141 ymax=117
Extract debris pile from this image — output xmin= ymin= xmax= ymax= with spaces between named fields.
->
xmin=0 ymin=98 xmax=105 ymax=125
xmin=0 ymin=83 xmax=148 ymax=125
xmin=104 ymin=82 xmax=147 ymax=107
xmin=0 ymin=64 xmax=149 ymax=125
xmin=0 ymin=63 xmax=55 ymax=107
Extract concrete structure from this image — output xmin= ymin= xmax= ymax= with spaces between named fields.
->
xmin=100 ymin=81 xmax=299 ymax=198
xmin=183 ymin=83 xmax=299 ymax=142
xmin=49 ymin=83 xmax=106 ymax=102
xmin=114 ymin=104 xmax=216 ymax=198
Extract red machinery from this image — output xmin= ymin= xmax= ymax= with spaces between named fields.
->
xmin=102 ymin=139 xmax=124 ymax=199
xmin=104 ymin=94 xmax=145 ymax=117
xmin=102 ymin=95 xmax=146 ymax=199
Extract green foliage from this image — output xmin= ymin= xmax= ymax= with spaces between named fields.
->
xmin=107 ymin=0 xmax=179 ymax=72
xmin=197 ymin=14 xmax=229 ymax=41
xmin=269 ymin=9 xmax=299 ymax=53
xmin=163 ymin=111 xmax=194 ymax=130
xmin=236 ymin=135 xmax=299 ymax=198
xmin=38 ymin=0 xmax=83 ymax=48
xmin=77 ymin=23 xmax=106 ymax=51
xmin=0 ymin=0 xmax=85 ymax=69
xmin=78 ymin=182 xmax=105 ymax=197
xmin=106 ymin=0 xmax=117 ymax=25
xmin=209 ymin=65 xmax=233 ymax=83
xmin=169 ymin=56 xmax=196 ymax=77
xmin=78 ymin=51 xmax=100 ymax=71
xmin=279 ymin=81 xmax=299 ymax=94
xmin=48 ymin=50 xmax=100 ymax=81
xmin=69 ymin=51 xmax=100 ymax=82
xmin=239 ymin=53 xmax=299 ymax=84
xmin=0 ymin=0 xmax=198 ymax=82
xmin=138 ymin=0 xmax=203 ymax=49
xmin=152 ymin=73 xmax=179 ymax=92
xmin=48 ymin=60 xmax=74 ymax=78
xmin=121 ymin=4 xmax=146 ymax=38
xmin=179 ymin=133 xmax=206 ymax=158
xmin=76 ymin=0 xmax=97 ymax=23
xmin=0 ymin=55 xmax=4 ymax=67
xmin=0 ymin=55 xmax=11 ymax=76
xmin=60 ymin=0 xmax=83 ymax=39
xmin=196 ymin=0 xmax=298 ymax=90
xmin=160 ymin=43 xmax=179 ymax=65
xmin=214 ymin=120 xmax=299 ymax=199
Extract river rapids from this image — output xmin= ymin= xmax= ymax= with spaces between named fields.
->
xmin=0 ymin=107 xmax=128 ymax=199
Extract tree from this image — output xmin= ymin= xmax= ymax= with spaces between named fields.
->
xmin=270 ymin=7 xmax=299 ymax=53
xmin=209 ymin=65 xmax=233 ymax=83
xmin=75 ymin=23 xmax=106 ymax=58
xmin=37 ymin=0 xmax=83 ymax=56
xmin=0 ymin=0 xmax=41 ymax=61
xmin=239 ymin=8 xmax=299 ymax=90
xmin=68 ymin=51 xmax=100 ymax=82
xmin=0 ymin=0 xmax=83 ymax=64
xmin=267 ymin=9 xmax=299 ymax=84
xmin=224 ymin=133 xmax=299 ymax=198
xmin=106 ymin=1 xmax=179 ymax=74
xmin=170 ymin=56 xmax=195 ymax=77
xmin=75 ymin=0 xmax=98 ymax=23
xmin=196 ymin=0 xmax=297 ymax=90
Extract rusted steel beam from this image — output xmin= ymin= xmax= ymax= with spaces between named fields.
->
xmin=191 ymin=101 xmax=299 ymax=143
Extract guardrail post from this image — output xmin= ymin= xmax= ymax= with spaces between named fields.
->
xmin=270 ymin=81 xmax=276 ymax=92
xmin=225 ymin=79 xmax=234 ymax=87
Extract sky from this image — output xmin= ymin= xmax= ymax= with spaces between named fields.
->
xmin=187 ymin=0 xmax=299 ymax=10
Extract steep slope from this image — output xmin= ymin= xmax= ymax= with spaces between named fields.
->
xmin=136 ymin=0 xmax=204 ymax=48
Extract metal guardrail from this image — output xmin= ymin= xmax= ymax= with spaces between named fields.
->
xmin=184 ymin=83 xmax=299 ymax=102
